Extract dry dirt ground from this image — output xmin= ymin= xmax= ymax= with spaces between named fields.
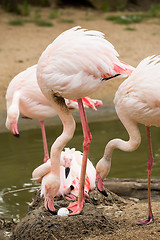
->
xmin=1 ymin=6 xmax=160 ymax=240
xmin=1 ymin=6 xmax=160 ymax=112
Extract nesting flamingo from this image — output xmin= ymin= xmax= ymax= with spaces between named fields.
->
xmin=96 ymin=55 xmax=160 ymax=225
xmin=37 ymin=26 xmax=134 ymax=214
xmin=5 ymin=64 xmax=102 ymax=162
xmin=32 ymin=148 xmax=96 ymax=212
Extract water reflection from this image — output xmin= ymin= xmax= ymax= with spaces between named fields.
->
xmin=0 ymin=119 xmax=160 ymax=221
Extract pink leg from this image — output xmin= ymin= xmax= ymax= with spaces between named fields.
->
xmin=40 ymin=121 xmax=49 ymax=163
xmin=136 ymin=126 xmax=154 ymax=225
xmin=67 ymin=98 xmax=92 ymax=214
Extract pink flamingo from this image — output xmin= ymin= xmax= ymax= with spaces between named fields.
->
xmin=5 ymin=64 xmax=102 ymax=163
xmin=96 ymin=55 xmax=160 ymax=225
xmin=37 ymin=26 xmax=134 ymax=214
xmin=32 ymin=148 xmax=96 ymax=212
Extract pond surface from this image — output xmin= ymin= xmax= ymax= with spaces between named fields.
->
xmin=0 ymin=118 xmax=160 ymax=222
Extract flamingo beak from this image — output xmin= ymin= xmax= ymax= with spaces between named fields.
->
xmin=47 ymin=200 xmax=57 ymax=215
xmin=11 ymin=120 xmax=19 ymax=137
xmin=65 ymin=167 xmax=70 ymax=178
xmin=96 ymin=172 xmax=108 ymax=197
xmin=93 ymin=99 xmax=103 ymax=109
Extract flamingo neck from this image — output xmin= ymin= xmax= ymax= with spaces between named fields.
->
xmin=7 ymin=91 xmax=21 ymax=126
xmin=104 ymin=117 xmax=141 ymax=162
xmin=50 ymin=99 xmax=76 ymax=176
xmin=97 ymin=115 xmax=141 ymax=180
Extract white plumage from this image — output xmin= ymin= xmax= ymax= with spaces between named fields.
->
xmin=32 ymin=148 xmax=96 ymax=198
xmin=114 ymin=55 xmax=160 ymax=127
xmin=6 ymin=64 xmax=102 ymax=162
xmin=96 ymin=55 xmax=160 ymax=225
xmin=37 ymin=26 xmax=134 ymax=100
xmin=37 ymin=26 xmax=134 ymax=214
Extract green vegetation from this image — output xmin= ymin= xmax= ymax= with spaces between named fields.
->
xmin=83 ymin=10 xmax=93 ymax=21
xmin=35 ymin=20 xmax=53 ymax=27
xmin=49 ymin=9 xmax=60 ymax=19
xmin=101 ymin=3 xmax=110 ymax=12
xmin=107 ymin=14 xmax=145 ymax=25
xmin=20 ymin=1 xmax=31 ymax=16
xmin=6 ymin=2 xmax=160 ymax=28
xmin=34 ymin=9 xmax=41 ymax=21
xmin=125 ymin=27 xmax=136 ymax=31
xmin=9 ymin=8 xmax=53 ymax=27
xmin=9 ymin=19 xmax=24 ymax=25
xmin=106 ymin=4 xmax=160 ymax=25
xmin=149 ymin=4 xmax=160 ymax=17
xmin=59 ymin=18 xmax=74 ymax=23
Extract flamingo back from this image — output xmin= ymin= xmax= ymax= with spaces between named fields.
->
xmin=37 ymin=26 xmax=132 ymax=100
xmin=114 ymin=55 xmax=160 ymax=127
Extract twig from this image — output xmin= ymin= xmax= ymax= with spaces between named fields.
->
xmin=1 ymin=186 xmax=39 ymax=196
xmin=51 ymin=234 xmax=58 ymax=240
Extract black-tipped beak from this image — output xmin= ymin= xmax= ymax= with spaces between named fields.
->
xmin=13 ymin=133 xmax=20 ymax=138
xmin=70 ymin=185 xmax=74 ymax=191
xmin=65 ymin=167 xmax=70 ymax=178
xmin=97 ymin=188 xmax=108 ymax=197
xmin=96 ymin=172 xmax=108 ymax=197
xmin=102 ymin=73 xmax=121 ymax=81
xmin=47 ymin=201 xmax=57 ymax=215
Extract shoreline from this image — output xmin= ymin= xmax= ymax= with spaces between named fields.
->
xmin=0 ymin=105 xmax=118 ymax=133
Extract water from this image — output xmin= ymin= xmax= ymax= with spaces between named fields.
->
xmin=0 ymin=118 xmax=160 ymax=221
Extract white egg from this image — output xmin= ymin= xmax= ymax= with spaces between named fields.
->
xmin=57 ymin=207 xmax=69 ymax=216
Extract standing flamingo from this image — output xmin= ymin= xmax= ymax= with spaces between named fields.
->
xmin=96 ymin=55 xmax=160 ymax=224
xmin=37 ymin=26 xmax=134 ymax=214
xmin=32 ymin=148 xmax=96 ymax=212
xmin=5 ymin=64 xmax=102 ymax=163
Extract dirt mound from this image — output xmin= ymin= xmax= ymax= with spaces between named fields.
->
xmin=1 ymin=180 xmax=160 ymax=240
xmin=10 ymin=189 xmax=126 ymax=240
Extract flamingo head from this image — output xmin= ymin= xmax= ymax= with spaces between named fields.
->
xmin=95 ymin=157 xmax=111 ymax=197
xmin=93 ymin=99 xmax=103 ymax=109
xmin=6 ymin=117 xmax=19 ymax=137
xmin=43 ymin=173 xmax=60 ymax=215
xmin=63 ymin=157 xmax=72 ymax=178
xmin=6 ymin=106 xmax=20 ymax=137
xmin=60 ymin=148 xmax=76 ymax=178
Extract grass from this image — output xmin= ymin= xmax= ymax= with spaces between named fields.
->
xmin=48 ymin=9 xmax=60 ymax=19
xmin=106 ymin=4 xmax=160 ymax=25
xmin=9 ymin=19 xmax=24 ymax=26
xmin=34 ymin=9 xmax=41 ymax=21
xmin=9 ymin=18 xmax=53 ymax=27
xmin=35 ymin=20 xmax=53 ymax=27
xmin=101 ymin=3 xmax=110 ymax=12
xmin=107 ymin=14 xmax=146 ymax=25
xmin=59 ymin=18 xmax=74 ymax=23
xmin=20 ymin=1 xmax=31 ymax=16
xmin=149 ymin=4 xmax=160 ymax=17
xmin=83 ymin=10 xmax=93 ymax=21
xmin=125 ymin=27 xmax=136 ymax=31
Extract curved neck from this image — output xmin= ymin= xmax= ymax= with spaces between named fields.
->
xmin=7 ymin=91 xmax=20 ymax=122
xmin=104 ymin=116 xmax=141 ymax=162
xmin=50 ymin=99 xmax=76 ymax=176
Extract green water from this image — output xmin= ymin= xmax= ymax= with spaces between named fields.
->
xmin=0 ymin=118 xmax=160 ymax=221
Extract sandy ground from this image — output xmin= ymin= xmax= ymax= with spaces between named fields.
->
xmin=1 ymin=6 xmax=160 ymax=239
xmin=1 ymin=6 xmax=160 ymax=115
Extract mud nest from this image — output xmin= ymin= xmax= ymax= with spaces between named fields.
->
xmin=9 ymin=188 xmax=127 ymax=240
